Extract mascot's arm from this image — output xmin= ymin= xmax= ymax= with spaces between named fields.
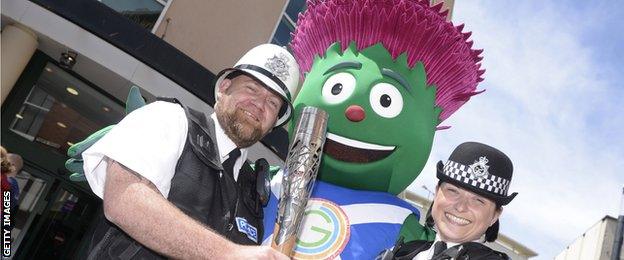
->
xmin=249 ymin=165 xmax=281 ymax=178
xmin=268 ymin=166 xmax=281 ymax=178
xmin=399 ymin=213 xmax=436 ymax=242
xmin=65 ymin=86 xmax=146 ymax=182
xmin=65 ymin=125 xmax=115 ymax=181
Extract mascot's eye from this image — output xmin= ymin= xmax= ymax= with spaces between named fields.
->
xmin=331 ymin=84 xmax=343 ymax=95
xmin=322 ymin=72 xmax=356 ymax=104
xmin=369 ymin=83 xmax=403 ymax=118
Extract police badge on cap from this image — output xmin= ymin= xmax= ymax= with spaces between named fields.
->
xmin=436 ymin=142 xmax=517 ymax=205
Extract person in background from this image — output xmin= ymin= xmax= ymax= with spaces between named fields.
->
xmin=1 ymin=147 xmax=21 ymax=230
xmin=1 ymin=146 xmax=12 ymax=193
xmin=6 ymin=153 xmax=23 ymax=205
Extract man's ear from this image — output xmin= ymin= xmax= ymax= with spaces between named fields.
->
xmin=217 ymin=79 xmax=232 ymax=99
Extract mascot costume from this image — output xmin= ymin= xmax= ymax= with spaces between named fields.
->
xmin=65 ymin=0 xmax=484 ymax=259
xmin=262 ymin=0 xmax=484 ymax=259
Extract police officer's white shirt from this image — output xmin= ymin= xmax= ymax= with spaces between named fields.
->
xmin=211 ymin=112 xmax=248 ymax=181
xmin=414 ymin=235 xmax=458 ymax=260
xmin=413 ymin=235 xmax=485 ymax=260
xmin=83 ymin=101 xmax=247 ymax=199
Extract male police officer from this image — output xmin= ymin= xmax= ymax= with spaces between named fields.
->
xmin=82 ymin=44 xmax=299 ymax=259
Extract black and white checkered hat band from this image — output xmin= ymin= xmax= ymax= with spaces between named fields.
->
xmin=443 ymin=160 xmax=510 ymax=196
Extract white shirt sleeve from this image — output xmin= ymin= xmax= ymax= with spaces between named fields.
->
xmin=82 ymin=101 xmax=188 ymax=199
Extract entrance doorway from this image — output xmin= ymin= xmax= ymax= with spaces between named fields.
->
xmin=1 ymin=51 xmax=125 ymax=259
xmin=11 ymin=164 xmax=99 ymax=259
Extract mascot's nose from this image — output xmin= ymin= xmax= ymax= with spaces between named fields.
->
xmin=345 ymin=105 xmax=366 ymax=122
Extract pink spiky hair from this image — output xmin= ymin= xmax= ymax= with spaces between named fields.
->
xmin=290 ymin=0 xmax=485 ymax=123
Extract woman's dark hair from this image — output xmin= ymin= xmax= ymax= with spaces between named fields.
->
xmin=425 ymin=201 xmax=436 ymax=229
xmin=426 ymin=181 xmax=503 ymax=242
xmin=484 ymin=220 xmax=500 ymax=242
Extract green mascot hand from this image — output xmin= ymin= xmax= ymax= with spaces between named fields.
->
xmin=268 ymin=165 xmax=281 ymax=178
xmin=65 ymin=86 xmax=146 ymax=182
xmin=248 ymin=164 xmax=281 ymax=179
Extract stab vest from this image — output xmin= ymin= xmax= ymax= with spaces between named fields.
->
xmin=87 ymin=102 xmax=264 ymax=259
xmin=379 ymin=239 xmax=510 ymax=260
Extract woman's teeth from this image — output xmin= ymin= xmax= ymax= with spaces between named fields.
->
xmin=445 ymin=213 xmax=471 ymax=225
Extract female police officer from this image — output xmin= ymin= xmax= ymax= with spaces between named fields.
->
xmin=380 ymin=142 xmax=518 ymax=260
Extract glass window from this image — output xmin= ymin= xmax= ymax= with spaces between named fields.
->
xmin=285 ymin=0 xmax=306 ymax=23
xmin=9 ymin=63 xmax=125 ymax=156
xmin=9 ymin=169 xmax=50 ymax=256
xmin=24 ymin=186 xmax=100 ymax=259
xmin=271 ymin=0 xmax=306 ymax=46
xmin=272 ymin=16 xmax=296 ymax=46
xmin=98 ymin=0 xmax=168 ymax=30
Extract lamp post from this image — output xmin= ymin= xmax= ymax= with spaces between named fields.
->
xmin=422 ymin=185 xmax=435 ymax=201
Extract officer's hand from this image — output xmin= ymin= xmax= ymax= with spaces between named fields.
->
xmin=230 ymin=245 xmax=290 ymax=260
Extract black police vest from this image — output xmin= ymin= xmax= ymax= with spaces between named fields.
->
xmin=86 ymin=103 xmax=264 ymax=259
xmin=379 ymin=239 xmax=510 ymax=260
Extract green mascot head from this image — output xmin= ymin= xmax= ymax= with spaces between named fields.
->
xmin=289 ymin=0 xmax=485 ymax=194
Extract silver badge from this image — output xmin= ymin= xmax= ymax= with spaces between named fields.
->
xmin=470 ymin=156 xmax=490 ymax=179
xmin=265 ymin=53 xmax=290 ymax=82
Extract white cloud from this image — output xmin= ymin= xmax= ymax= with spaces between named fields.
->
xmin=407 ymin=1 xmax=624 ymax=258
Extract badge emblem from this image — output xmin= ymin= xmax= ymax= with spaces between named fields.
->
xmin=265 ymin=53 xmax=290 ymax=82
xmin=236 ymin=217 xmax=258 ymax=243
xmin=469 ymin=156 xmax=489 ymax=179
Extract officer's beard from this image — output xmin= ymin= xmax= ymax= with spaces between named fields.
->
xmin=215 ymin=102 xmax=262 ymax=148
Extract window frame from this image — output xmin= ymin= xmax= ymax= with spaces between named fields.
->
xmin=151 ymin=0 xmax=174 ymax=34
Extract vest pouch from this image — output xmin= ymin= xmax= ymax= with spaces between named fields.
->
xmin=238 ymin=188 xmax=264 ymax=244
xmin=242 ymin=187 xmax=263 ymax=219
xmin=239 ymin=168 xmax=263 ymax=219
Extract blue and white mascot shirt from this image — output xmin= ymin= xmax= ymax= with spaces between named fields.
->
xmin=262 ymin=171 xmax=420 ymax=260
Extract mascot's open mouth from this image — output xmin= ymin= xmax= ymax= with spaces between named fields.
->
xmin=324 ymin=133 xmax=395 ymax=163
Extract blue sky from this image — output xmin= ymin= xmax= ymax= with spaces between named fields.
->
xmin=407 ymin=0 xmax=624 ymax=258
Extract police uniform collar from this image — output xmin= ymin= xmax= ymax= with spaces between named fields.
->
xmin=415 ymin=236 xmax=460 ymax=260
xmin=416 ymin=235 xmax=483 ymax=260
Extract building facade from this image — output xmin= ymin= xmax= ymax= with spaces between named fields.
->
xmin=556 ymin=216 xmax=624 ymax=260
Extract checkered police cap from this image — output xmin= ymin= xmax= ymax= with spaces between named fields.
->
xmin=436 ymin=142 xmax=517 ymax=206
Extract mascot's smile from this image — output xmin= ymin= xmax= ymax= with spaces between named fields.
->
xmin=324 ymin=133 xmax=395 ymax=163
